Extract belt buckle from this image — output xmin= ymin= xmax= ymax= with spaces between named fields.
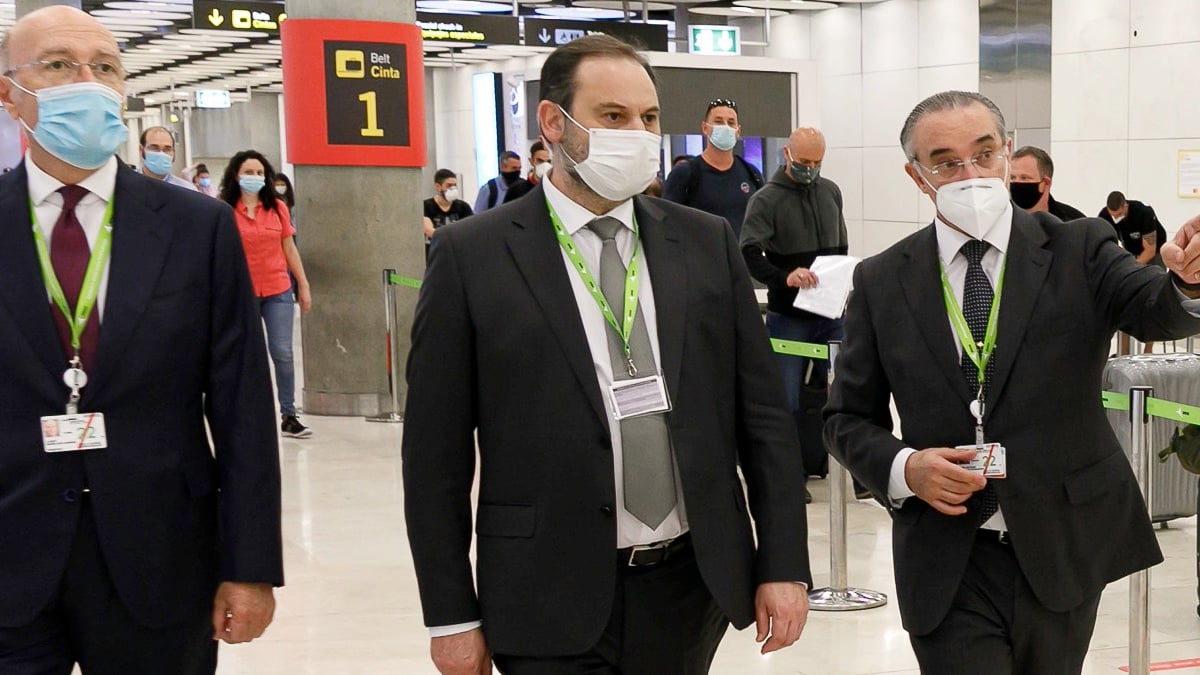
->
xmin=627 ymin=539 xmax=672 ymax=567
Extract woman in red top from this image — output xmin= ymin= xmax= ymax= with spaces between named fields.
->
xmin=220 ymin=150 xmax=314 ymax=438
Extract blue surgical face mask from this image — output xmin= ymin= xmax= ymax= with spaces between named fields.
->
xmin=239 ymin=175 xmax=266 ymax=195
xmin=143 ymin=150 xmax=173 ymax=176
xmin=9 ymin=80 xmax=128 ymax=170
xmin=707 ymin=124 xmax=737 ymax=151
xmin=198 ymin=176 xmax=211 ymax=188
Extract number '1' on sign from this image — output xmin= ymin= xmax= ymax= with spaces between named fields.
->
xmin=358 ymin=91 xmax=384 ymax=138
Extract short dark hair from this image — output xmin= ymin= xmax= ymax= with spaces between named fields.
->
xmin=530 ymin=140 xmax=546 ymax=156
xmin=1107 ymin=191 xmax=1126 ymax=211
xmin=499 ymin=151 xmax=520 ymax=164
xmin=706 ymin=98 xmax=737 ymax=117
xmin=434 ymin=168 xmax=457 ymax=184
xmin=219 ymin=149 xmax=279 ymax=211
xmin=538 ymin=33 xmax=656 ymax=115
xmin=672 ymin=155 xmax=691 ymax=166
xmin=900 ymin=91 xmax=1006 ymax=161
xmin=139 ymin=126 xmax=175 ymax=147
xmin=1013 ymin=145 xmax=1054 ymax=179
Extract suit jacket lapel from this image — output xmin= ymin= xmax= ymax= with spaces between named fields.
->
xmin=84 ymin=165 xmax=174 ymax=405
xmin=986 ymin=209 xmax=1052 ymax=412
xmin=505 ymin=186 xmax=610 ymax=431
xmin=0 ymin=163 xmax=74 ymax=392
xmin=898 ymin=225 xmax=973 ymax=407
xmin=634 ymin=195 xmax=686 ymax=398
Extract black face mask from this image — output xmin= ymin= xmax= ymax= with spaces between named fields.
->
xmin=1009 ymin=181 xmax=1043 ymax=209
xmin=500 ymin=170 xmax=521 ymax=185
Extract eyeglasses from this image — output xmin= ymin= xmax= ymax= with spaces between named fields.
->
xmin=707 ymin=98 xmax=737 ymax=113
xmin=913 ymin=149 xmax=1006 ymax=178
xmin=4 ymin=58 xmax=125 ymax=86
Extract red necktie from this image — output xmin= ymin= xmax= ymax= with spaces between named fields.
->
xmin=49 ymin=185 xmax=100 ymax=373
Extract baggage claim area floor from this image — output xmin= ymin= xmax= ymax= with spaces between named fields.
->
xmin=215 ymin=313 xmax=1200 ymax=674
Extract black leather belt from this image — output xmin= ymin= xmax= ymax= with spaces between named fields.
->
xmin=619 ymin=533 xmax=691 ymax=568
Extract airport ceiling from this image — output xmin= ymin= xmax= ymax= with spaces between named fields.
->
xmin=0 ymin=0 xmax=885 ymax=106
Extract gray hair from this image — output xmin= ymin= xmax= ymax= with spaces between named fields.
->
xmin=899 ymin=91 xmax=1006 ymax=161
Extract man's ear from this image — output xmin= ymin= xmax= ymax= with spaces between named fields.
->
xmin=538 ymin=100 xmax=564 ymax=145
xmin=905 ymin=162 xmax=934 ymax=198
xmin=0 ymin=79 xmax=21 ymax=121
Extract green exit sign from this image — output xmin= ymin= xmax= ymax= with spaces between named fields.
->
xmin=689 ymin=25 xmax=740 ymax=56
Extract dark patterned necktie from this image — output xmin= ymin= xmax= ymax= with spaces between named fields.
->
xmin=959 ymin=239 xmax=999 ymax=523
xmin=587 ymin=216 xmax=676 ymax=529
xmin=50 ymin=185 xmax=101 ymax=373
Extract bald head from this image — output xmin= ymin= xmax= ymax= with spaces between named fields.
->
xmin=3 ymin=6 xmax=117 ymax=71
xmin=787 ymin=127 xmax=826 ymax=162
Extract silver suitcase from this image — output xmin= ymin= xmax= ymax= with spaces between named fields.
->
xmin=1103 ymin=354 xmax=1200 ymax=523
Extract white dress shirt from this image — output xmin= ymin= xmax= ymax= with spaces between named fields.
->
xmin=887 ymin=206 xmax=1013 ymax=531
xmin=27 ymin=152 xmax=118 ymax=327
xmin=543 ymin=176 xmax=689 ymax=549
xmin=429 ymin=180 xmax=690 ymax=640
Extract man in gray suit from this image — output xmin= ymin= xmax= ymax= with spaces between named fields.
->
xmin=825 ymin=90 xmax=1200 ymax=674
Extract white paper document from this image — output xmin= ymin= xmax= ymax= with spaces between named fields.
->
xmin=791 ymin=255 xmax=862 ymax=319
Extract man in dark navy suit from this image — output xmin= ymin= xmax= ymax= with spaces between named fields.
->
xmin=0 ymin=7 xmax=282 ymax=673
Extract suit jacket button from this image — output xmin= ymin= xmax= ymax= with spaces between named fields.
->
xmin=62 ymin=489 xmax=78 ymax=503
xmin=600 ymin=504 xmax=614 ymax=516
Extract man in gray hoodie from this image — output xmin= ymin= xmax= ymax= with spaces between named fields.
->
xmin=740 ymin=127 xmax=849 ymax=495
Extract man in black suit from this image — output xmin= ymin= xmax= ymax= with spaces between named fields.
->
xmin=403 ymin=35 xmax=810 ymax=675
xmin=824 ymin=90 xmax=1200 ymax=674
xmin=0 ymin=7 xmax=282 ymax=673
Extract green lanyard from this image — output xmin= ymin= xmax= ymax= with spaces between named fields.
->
xmin=29 ymin=195 xmax=114 ymax=364
xmin=939 ymin=251 xmax=1006 ymax=387
xmin=547 ymin=199 xmax=643 ymax=376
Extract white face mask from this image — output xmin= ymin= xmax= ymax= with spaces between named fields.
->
xmin=534 ymin=161 xmax=552 ymax=179
xmin=557 ymin=105 xmax=661 ymax=202
xmin=442 ymin=187 xmax=460 ymax=201
xmin=921 ymin=174 xmax=1011 ymax=240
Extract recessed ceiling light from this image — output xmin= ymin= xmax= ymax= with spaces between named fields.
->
xmin=574 ymin=0 xmax=674 ymax=10
xmin=689 ymin=6 xmax=784 ymax=17
xmin=91 ymin=9 xmax=191 ymax=20
xmin=731 ymin=0 xmax=836 ymax=8
xmin=417 ymin=0 xmax=515 ymax=12
xmin=534 ymin=6 xmax=626 ymax=19
xmin=179 ymin=28 xmax=269 ymax=39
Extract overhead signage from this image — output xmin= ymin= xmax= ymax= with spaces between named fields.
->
xmin=282 ymin=19 xmax=425 ymax=167
xmin=195 ymin=89 xmax=231 ymax=109
xmin=522 ymin=18 xmax=668 ymax=52
xmin=689 ymin=25 xmax=740 ymax=56
xmin=193 ymin=1 xmax=286 ymax=34
xmin=416 ymin=12 xmax=520 ymax=46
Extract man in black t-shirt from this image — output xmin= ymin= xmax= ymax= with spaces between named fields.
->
xmin=423 ymin=169 xmax=473 ymax=259
xmin=1099 ymin=191 xmax=1164 ymax=266
xmin=662 ymin=98 xmax=763 ymax=238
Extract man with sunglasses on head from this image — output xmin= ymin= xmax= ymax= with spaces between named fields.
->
xmin=0 ymin=7 xmax=282 ymax=672
xmin=663 ymin=98 xmax=764 ymax=239
xmin=824 ymin=90 xmax=1200 ymax=674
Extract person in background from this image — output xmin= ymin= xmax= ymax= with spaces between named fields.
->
xmin=741 ymin=126 xmax=849 ymax=503
xmin=138 ymin=125 xmax=194 ymax=190
xmin=0 ymin=7 xmax=282 ymax=671
xmin=672 ymin=154 xmax=691 ymax=169
xmin=1008 ymin=146 xmax=1084 ymax=221
xmin=474 ymin=150 xmax=527 ymax=213
xmin=503 ymin=141 xmax=549 ymax=204
xmin=663 ymin=98 xmax=764 ymax=238
xmin=1099 ymin=190 xmax=1168 ymax=354
xmin=274 ymin=172 xmax=295 ymax=213
xmin=220 ymin=150 xmax=315 ymax=439
xmin=192 ymin=162 xmax=218 ymax=197
xmin=644 ymin=176 xmax=664 ymax=197
xmin=422 ymin=168 xmax=473 ymax=259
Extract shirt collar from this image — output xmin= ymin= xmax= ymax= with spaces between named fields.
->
xmin=26 ymin=150 xmax=118 ymax=206
xmin=542 ymin=172 xmax=636 ymax=236
xmin=934 ymin=201 xmax=1013 ymax=268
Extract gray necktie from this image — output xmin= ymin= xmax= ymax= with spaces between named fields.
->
xmin=587 ymin=216 xmax=677 ymax=529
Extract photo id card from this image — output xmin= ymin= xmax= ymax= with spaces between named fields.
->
xmin=41 ymin=413 xmax=108 ymax=453
xmin=609 ymin=375 xmax=672 ymax=420
xmin=955 ymin=442 xmax=1006 ymax=478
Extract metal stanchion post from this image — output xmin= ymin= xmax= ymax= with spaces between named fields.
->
xmin=366 ymin=268 xmax=404 ymax=423
xmin=809 ymin=340 xmax=888 ymax=611
xmin=1128 ymin=385 xmax=1153 ymax=675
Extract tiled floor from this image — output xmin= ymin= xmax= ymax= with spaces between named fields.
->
xmin=208 ymin=411 xmax=1200 ymax=674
